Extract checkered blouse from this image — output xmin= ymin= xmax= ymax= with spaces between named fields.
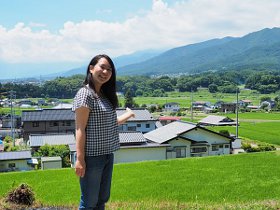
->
xmin=72 ymin=86 xmax=120 ymax=156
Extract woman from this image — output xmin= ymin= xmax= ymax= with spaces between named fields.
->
xmin=72 ymin=54 xmax=135 ymax=209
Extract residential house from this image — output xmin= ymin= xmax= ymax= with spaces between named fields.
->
xmin=144 ymin=121 xmax=233 ymax=158
xmin=192 ymin=101 xmax=211 ymax=112
xmin=69 ymin=131 xmax=168 ymax=166
xmin=163 ymin=102 xmax=180 ymax=112
xmin=18 ymin=99 xmax=33 ymax=108
xmin=198 ymin=115 xmax=236 ymax=126
xmin=214 ymin=101 xmax=224 ymax=109
xmin=117 ymin=108 xmax=157 ymax=133
xmin=38 ymin=99 xmax=46 ymax=106
xmin=22 ymin=108 xmax=158 ymax=140
xmin=1 ymin=114 xmax=21 ymax=128
xmin=239 ymin=100 xmax=252 ymax=108
xmin=246 ymin=105 xmax=260 ymax=112
xmin=28 ymin=133 xmax=75 ymax=152
xmin=220 ymin=103 xmax=236 ymax=113
xmin=0 ymin=150 xmax=35 ymax=172
xmin=21 ymin=108 xmax=75 ymax=140
xmin=114 ymin=131 xmax=168 ymax=163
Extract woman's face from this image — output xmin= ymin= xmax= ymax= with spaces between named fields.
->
xmin=90 ymin=57 xmax=112 ymax=87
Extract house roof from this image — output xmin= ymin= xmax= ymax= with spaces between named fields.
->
xmin=144 ymin=121 xmax=197 ymax=144
xmin=22 ymin=108 xmax=156 ymax=122
xmin=116 ymin=108 xmax=156 ymax=122
xmin=119 ymin=131 xmax=147 ymax=144
xmin=0 ymin=150 xmax=31 ymax=160
xmin=198 ymin=115 xmax=236 ymax=126
xmin=52 ymin=103 xmax=73 ymax=109
xmin=68 ymin=131 xmax=165 ymax=152
xmin=241 ymin=100 xmax=252 ymax=103
xmin=159 ymin=116 xmax=181 ymax=121
xmin=22 ymin=108 xmax=74 ymax=122
xmin=41 ymin=156 xmax=62 ymax=162
xmin=29 ymin=133 xmax=75 ymax=147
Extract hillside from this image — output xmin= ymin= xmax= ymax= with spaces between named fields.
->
xmin=42 ymin=49 xmax=164 ymax=79
xmin=118 ymin=27 xmax=280 ymax=76
xmin=1 ymin=152 xmax=280 ymax=209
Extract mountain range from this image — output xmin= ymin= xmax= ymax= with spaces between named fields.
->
xmin=17 ymin=27 xmax=280 ymax=80
xmin=117 ymin=27 xmax=280 ymax=76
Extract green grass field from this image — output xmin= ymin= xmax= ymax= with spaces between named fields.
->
xmin=203 ymin=112 xmax=280 ymax=146
xmin=1 ymin=152 xmax=280 ymax=209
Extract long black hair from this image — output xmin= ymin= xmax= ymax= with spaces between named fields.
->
xmin=83 ymin=54 xmax=118 ymax=109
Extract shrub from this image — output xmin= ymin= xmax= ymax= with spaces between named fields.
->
xmin=4 ymin=136 xmax=12 ymax=143
xmin=5 ymin=183 xmax=35 ymax=206
xmin=242 ymin=142 xmax=276 ymax=153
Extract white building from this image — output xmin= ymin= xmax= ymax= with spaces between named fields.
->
xmin=116 ymin=108 xmax=158 ymax=133
xmin=144 ymin=121 xmax=233 ymax=158
xmin=163 ymin=102 xmax=180 ymax=112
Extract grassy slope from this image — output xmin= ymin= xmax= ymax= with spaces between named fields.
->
xmin=205 ymin=112 xmax=280 ymax=145
xmin=1 ymin=152 xmax=280 ymax=209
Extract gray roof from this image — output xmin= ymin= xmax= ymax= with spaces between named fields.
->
xmin=22 ymin=108 xmax=155 ymax=122
xmin=144 ymin=121 xmax=197 ymax=144
xmin=116 ymin=108 xmax=156 ymax=122
xmin=119 ymin=131 xmax=147 ymax=144
xmin=0 ymin=150 xmax=31 ymax=160
xmin=120 ymin=143 xmax=169 ymax=149
xmin=198 ymin=115 xmax=236 ymax=126
xmin=29 ymin=133 xmax=75 ymax=147
xmin=69 ymin=131 xmax=157 ymax=152
xmin=22 ymin=108 xmax=74 ymax=122
xmin=41 ymin=156 xmax=62 ymax=162
xmin=52 ymin=103 xmax=73 ymax=109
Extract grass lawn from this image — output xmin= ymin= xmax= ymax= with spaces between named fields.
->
xmin=1 ymin=152 xmax=280 ymax=209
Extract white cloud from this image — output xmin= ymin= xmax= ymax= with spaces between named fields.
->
xmin=0 ymin=0 xmax=280 ymax=63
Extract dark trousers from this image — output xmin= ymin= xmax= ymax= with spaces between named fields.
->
xmin=79 ymin=153 xmax=114 ymax=210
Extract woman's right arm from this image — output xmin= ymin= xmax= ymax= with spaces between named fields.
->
xmin=75 ymin=107 xmax=90 ymax=177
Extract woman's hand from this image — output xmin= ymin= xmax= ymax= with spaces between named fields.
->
xmin=75 ymin=159 xmax=86 ymax=177
xmin=126 ymin=107 xmax=135 ymax=118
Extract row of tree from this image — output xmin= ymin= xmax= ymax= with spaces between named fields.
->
xmin=1 ymin=69 xmax=280 ymax=99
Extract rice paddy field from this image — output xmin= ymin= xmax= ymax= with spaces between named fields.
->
xmin=1 ymin=151 xmax=280 ymax=209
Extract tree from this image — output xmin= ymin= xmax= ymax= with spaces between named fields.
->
xmin=124 ymin=89 xmax=135 ymax=108
xmin=208 ymin=84 xmax=218 ymax=93
xmin=34 ymin=144 xmax=71 ymax=167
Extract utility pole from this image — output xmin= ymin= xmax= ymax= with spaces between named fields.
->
xmin=9 ymin=90 xmax=16 ymax=147
xmin=190 ymin=88 xmax=193 ymax=121
xmin=236 ymin=88 xmax=239 ymax=138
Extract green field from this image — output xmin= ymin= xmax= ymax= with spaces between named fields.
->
xmin=201 ymin=112 xmax=280 ymax=146
xmin=119 ymin=88 xmax=278 ymax=108
xmin=1 ymin=152 xmax=280 ymax=209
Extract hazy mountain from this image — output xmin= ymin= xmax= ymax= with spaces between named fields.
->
xmin=38 ymin=49 xmax=164 ymax=79
xmin=113 ymin=49 xmax=165 ymax=68
xmin=117 ymin=27 xmax=280 ymax=76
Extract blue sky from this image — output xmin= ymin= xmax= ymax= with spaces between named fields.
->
xmin=0 ymin=0 xmax=280 ymax=79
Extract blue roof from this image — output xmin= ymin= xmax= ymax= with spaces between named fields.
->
xmin=0 ymin=150 xmax=31 ymax=160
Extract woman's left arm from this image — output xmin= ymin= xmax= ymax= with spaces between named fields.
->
xmin=117 ymin=107 xmax=135 ymax=125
